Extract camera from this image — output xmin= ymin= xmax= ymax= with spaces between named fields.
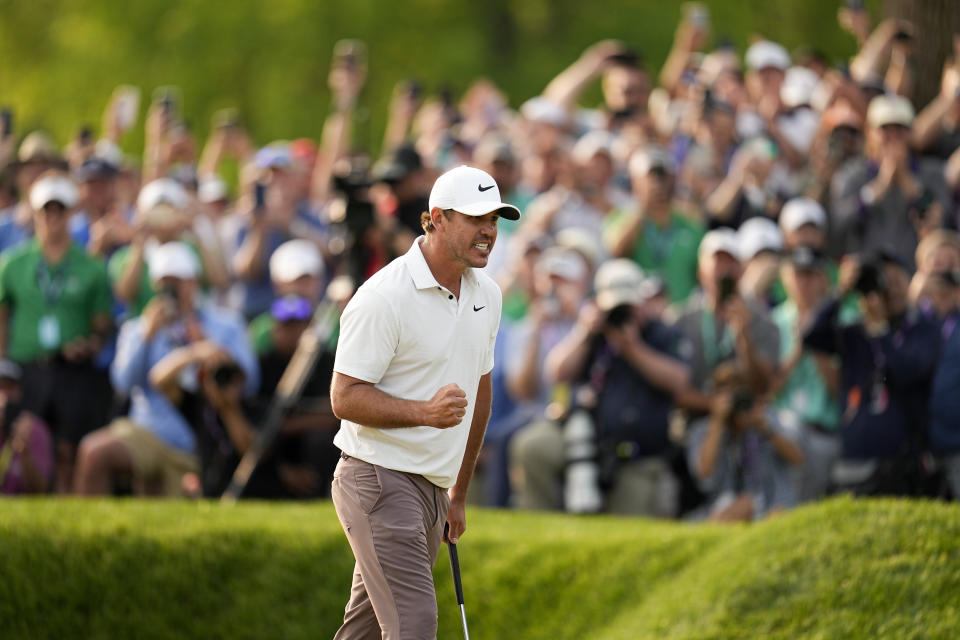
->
xmin=605 ymin=304 xmax=634 ymax=328
xmin=718 ymin=276 xmax=737 ymax=303
xmin=211 ymin=362 xmax=244 ymax=388
xmin=854 ymin=261 xmax=885 ymax=295
xmin=732 ymin=391 xmax=755 ymax=415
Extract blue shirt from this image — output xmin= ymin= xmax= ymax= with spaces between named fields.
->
xmin=804 ymin=299 xmax=939 ymax=459
xmin=111 ymin=305 xmax=259 ymax=453
xmin=0 ymin=206 xmax=31 ymax=255
xmin=930 ymin=314 xmax=960 ymax=454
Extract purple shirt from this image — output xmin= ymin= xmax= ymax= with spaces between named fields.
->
xmin=0 ymin=413 xmax=54 ymax=494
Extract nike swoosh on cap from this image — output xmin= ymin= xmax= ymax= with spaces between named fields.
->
xmin=473 ymin=305 xmax=485 ymax=311
xmin=478 ymin=184 xmax=495 ymax=192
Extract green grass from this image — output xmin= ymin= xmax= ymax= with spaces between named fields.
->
xmin=0 ymin=497 xmax=957 ymax=639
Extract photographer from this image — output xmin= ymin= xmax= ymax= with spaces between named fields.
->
xmin=687 ymin=363 xmax=805 ymax=522
xmin=803 ymin=249 xmax=940 ymax=495
xmin=74 ymin=242 xmax=257 ymax=496
xmin=148 ymin=341 xmax=280 ymax=498
xmin=535 ymin=259 xmax=691 ymax=516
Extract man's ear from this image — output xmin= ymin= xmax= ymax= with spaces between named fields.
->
xmin=430 ymin=207 xmax=446 ymax=231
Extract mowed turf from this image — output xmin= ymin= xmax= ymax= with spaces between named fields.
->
xmin=0 ymin=497 xmax=957 ymax=639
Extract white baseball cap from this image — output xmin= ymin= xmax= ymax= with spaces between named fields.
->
xmin=148 ymin=242 xmax=199 ymax=281
xmin=571 ymin=130 xmax=615 ymax=165
xmin=520 ymin=96 xmax=569 ymax=127
xmin=737 ymin=217 xmax=784 ymax=261
xmin=138 ymin=178 xmax=189 ymax=213
xmin=428 ymin=165 xmax=521 ymax=221
xmin=30 ymin=174 xmax=78 ymax=210
xmin=780 ymin=66 xmax=819 ymax=109
xmin=198 ymin=176 xmax=228 ymax=204
xmin=779 ymin=197 xmax=827 ymax=233
xmin=746 ymin=40 xmax=790 ymax=71
xmin=594 ymin=259 xmax=654 ymax=311
xmin=269 ymin=239 xmax=324 ymax=284
xmin=698 ymin=228 xmax=741 ymax=262
xmin=867 ymin=94 xmax=915 ymax=128
xmin=535 ymin=247 xmax=588 ymax=283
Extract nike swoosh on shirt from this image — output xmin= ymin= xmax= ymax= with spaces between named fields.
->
xmin=473 ymin=305 xmax=485 ymax=312
xmin=478 ymin=184 xmax=495 ymax=192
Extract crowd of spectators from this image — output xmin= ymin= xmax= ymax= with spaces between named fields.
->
xmin=2 ymin=5 xmax=960 ymax=521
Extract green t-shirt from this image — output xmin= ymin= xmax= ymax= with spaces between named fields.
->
xmin=604 ymin=210 xmax=704 ymax=304
xmin=249 ymin=311 xmax=275 ymax=356
xmin=0 ymin=241 xmax=113 ymax=363
xmin=771 ymin=300 xmax=842 ymax=431
xmin=107 ymin=242 xmax=205 ymax=317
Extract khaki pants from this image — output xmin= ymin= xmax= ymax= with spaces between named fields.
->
xmin=510 ymin=419 xmax=677 ymax=516
xmin=109 ymin=418 xmax=198 ymax=496
xmin=332 ymin=454 xmax=450 ymax=640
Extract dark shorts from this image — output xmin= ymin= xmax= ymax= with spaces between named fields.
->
xmin=21 ymin=359 xmax=114 ymax=445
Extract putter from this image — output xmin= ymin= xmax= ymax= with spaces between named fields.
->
xmin=444 ymin=523 xmax=471 ymax=640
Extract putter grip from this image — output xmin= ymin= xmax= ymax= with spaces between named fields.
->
xmin=448 ymin=541 xmax=465 ymax=606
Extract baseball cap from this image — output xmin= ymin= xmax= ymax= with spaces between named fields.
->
xmin=520 ymin=96 xmax=569 ymax=127
xmin=780 ymin=66 xmax=819 ymax=109
xmin=571 ymin=130 xmax=615 ymax=165
xmin=17 ymin=131 xmax=62 ymax=165
xmin=535 ymin=247 xmax=587 ymax=282
xmin=254 ymin=143 xmax=293 ymax=170
xmin=269 ymin=239 xmax=324 ymax=284
xmin=594 ymin=259 xmax=654 ymax=310
xmin=738 ymin=217 xmax=784 ymax=261
xmin=148 ymin=242 xmax=199 ymax=281
xmin=29 ymin=174 xmax=78 ymax=210
xmin=198 ymin=176 xmax=228 ymax=204
xmin=867 ymin=95 xmax=915 ymax=128
xmin=138 ymin=178 xmax=189 ymax=213
xmin=787 ymin=246 xmax=827 ymax=272
xmin=270 ymin=295 xmax=313 ymax=323
xmin=556 ymin=227 xmax=604 ymax=268
xmin=428 ymin=165 xmax=520 ymax=220
xmin=372 ymin=144 xmax=423 ymax=184
xmin=629 ymin=146 xmax=675 ymax=176
xmin=745 ymin=40 xmax=791 ymax=71
xmin=74 ymin=157 xmax=118 ymax=183
xmin=779 ymin=197 xmax=827 ymax=233
xmin=698 ymin=228 xmax=741 ymax=262
xmin=0 ymin=359 xmax=22 ymax=383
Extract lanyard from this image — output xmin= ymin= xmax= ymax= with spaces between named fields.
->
xmin=644 ymin=219 xmax=677 ymax=265
xmin=701 ymin=309 xmax=735 ymax=369
xmin=36 ymin=255 xmax=70 ymax=308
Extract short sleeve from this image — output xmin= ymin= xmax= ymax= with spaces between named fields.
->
xmin=90 ymin=261 xmax=114 ymax=316
xmin=333 ymin=287 xmax=400 ymax=384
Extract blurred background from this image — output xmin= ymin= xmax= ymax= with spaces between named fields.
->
xmin=5 ymin=0 xmax=954 ymax=155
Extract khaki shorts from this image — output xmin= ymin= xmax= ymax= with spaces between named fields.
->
xmin=109 ymin=419 xmax=199 ymax=496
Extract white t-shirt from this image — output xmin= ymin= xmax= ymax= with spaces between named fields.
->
xmin=332 ymin=236 xmax=502 ymax=487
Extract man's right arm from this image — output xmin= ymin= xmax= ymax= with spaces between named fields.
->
xmin=329 ymin=372 xmax=466 ymax=429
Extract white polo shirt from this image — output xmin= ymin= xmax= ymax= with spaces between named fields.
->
xmin=332 ymin=237 xmax=502 ymax=488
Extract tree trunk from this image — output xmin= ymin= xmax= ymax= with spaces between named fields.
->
xmin=886 ymin=0 xmax=960 ymax=107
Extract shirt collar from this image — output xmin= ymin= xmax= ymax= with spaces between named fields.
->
xmin=404 ymin=236 xmax=478 ymax=291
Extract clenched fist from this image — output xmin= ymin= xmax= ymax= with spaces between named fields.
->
xmin=422 ymin=383 xmax=468 ymax=429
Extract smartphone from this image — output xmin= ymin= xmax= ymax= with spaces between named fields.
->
xmin=608 ymin=49 xmax=639 ymax=66
xmin=152 ymin=85 xmax=182 ymax=120
xmin=113 ymin=85 xmax=141 ymax=132
xmin=844 ymin=0 xmax=865 ymax=10
xmin=78 ymin=126 xmax=94 ymax=145
xmin=333 ymin=39 xmax=367 ymax=71
xmin=405 ymin=79 xmax=422 ymax=101
xmin=719 ymin=276 xmax=737 ymax=303
xmin=685 ymin=3 xmax=710 ymax=30
xmin=0 ymin=108 xmax=12 ymax=138
xmin=212 ymin=107 xmax=240 ymax=130
xmin=253 ymin=181 xmax=267 ymax=214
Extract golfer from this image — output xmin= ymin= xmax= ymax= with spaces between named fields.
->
xmin=329 ymin=165 xmax=520 ymax=639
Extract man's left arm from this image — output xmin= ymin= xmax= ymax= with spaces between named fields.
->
xmin=446 ymin=371 xmax=492 ymax=544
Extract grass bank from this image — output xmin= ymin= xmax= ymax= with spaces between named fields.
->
xmin=0 ymin=497 xmax=957 ymax=639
